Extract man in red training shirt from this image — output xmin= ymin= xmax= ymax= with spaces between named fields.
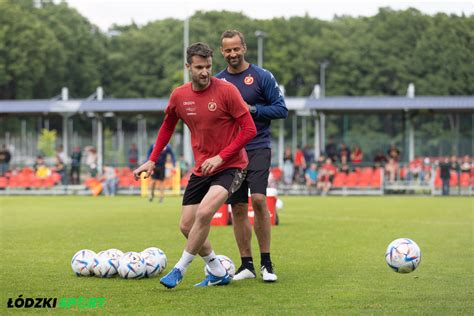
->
xmin=133 ymin=42 xmax=256 ymax=289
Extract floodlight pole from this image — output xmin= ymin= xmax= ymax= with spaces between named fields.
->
xmin=255 ymin=30 xmax=267 ymax=68
xmin=319 ymin=61 xmax=329 ymax=152
xmin=183 ymin=16 xmax=193 ymax=166
xmin=96 ymin=87 xmax=103 ymax=173
xmin=60 ymin=87 xmax=70 ymax=161
xmin=320 ymin=60 xmax=329 ymax=98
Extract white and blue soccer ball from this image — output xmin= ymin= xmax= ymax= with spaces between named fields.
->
xmin=71 ymin=249 xmax=96 ymax=276
xmin=141 ymin=247 xmax=168 ymax=277
xmin=93 ymin=248 xmax=123 ymax=278
xmin=204 ymin=255 xmax=235 ymax=277
xmin=118 ymin=252 xmax=146 ymax=279
xmin=140 ymin=249 xmax=163 ymax=278
xmin=385 ymin=238 xmax=421 ymax=273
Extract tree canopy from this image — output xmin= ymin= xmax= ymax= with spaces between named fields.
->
xmin=1 ymin=1 xmax=472 ymax=99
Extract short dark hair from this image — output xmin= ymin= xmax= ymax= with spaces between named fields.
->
xmin=220 ymin=30 xmax=246 ymax=47
xmin=186 ymin=42 xmax=213 ymax=64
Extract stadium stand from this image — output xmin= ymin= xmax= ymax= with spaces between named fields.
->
xmin=0 ymin=95 xmax=472 ymax=196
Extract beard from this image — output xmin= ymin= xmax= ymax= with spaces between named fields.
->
xmin=227 ymin=55 xmax=243 ymax=68
xmin=191 ymin=74 xmax=210 ymax=90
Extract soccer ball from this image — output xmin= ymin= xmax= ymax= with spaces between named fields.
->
xmin=140 ymin=250 xmax=161 ymax=278
xmin=117 ymin=252 xmax=146 ymax=279
xmin=142 ymin=247 xmax=167 ymax=274
xmin=71 ymin=249 xmax=96 ymax=276
xmin=385 ymin=238 xmax=421 ymax=273
xmin=92 ymin=249 xmax=123 ymax=278
xmin=204 ymin=255 xmax=235 ymax=277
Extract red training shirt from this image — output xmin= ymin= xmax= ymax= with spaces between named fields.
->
xmin=321 ymin=163 xmax=337 ymax=175
xmin=150 ymin=77 xmax=256 ymax=176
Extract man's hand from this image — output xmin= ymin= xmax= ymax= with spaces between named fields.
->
xmin=133 ymin=160 xmax=156 ymax=180
xmin=200 ymin=155 xmax=224 ymax=176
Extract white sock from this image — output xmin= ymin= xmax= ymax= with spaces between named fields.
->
xmin=174 ymin=250 xmax=195 ymax=274
xmin=202 ymin=251 xmax=226 ymax=277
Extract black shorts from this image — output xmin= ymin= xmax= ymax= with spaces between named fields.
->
xmin=151 ymin=166 xmax=165 ymax=180
xmin=227 ymin=148 xmax=271 ymax=205
xmin=182 ymin=168 xmax=246 ymax=206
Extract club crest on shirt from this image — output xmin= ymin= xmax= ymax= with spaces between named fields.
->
xmin=244 ymin=75 xmax=254 ymax=85
xmin=208 ymin=101 xmax=217 ymax=111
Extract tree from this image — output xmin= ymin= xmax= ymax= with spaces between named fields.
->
xmin=34 ymin=1 xmax=107 ymax=98
xmin=411 ymin=13 xmax=474 ymax=95
xmin=37 ymin=129 xmax=57 ymax=157
xmin=0 ymin=1 xmax=65 ymax=99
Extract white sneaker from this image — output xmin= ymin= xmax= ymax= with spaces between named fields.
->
xmin=233 ymin=267 xmax=256 ymax=281
xmin=260 ymin=265 xmax=278 ymax=282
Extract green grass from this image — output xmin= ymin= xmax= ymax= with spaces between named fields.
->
xmin=1 ymin=196 xmax=473 ymax=315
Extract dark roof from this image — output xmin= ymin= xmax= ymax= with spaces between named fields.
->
xmin=0 ymin=98 xmax=168 ymax=114
xmin=1 ymin=96 xmax=473 ymax=114
xmin=304 ymin=96 xmax=474 ymax=112
xmin=79 ymin=99 xmax=168 ymax=112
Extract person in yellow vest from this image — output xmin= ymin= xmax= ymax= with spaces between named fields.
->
xmin=34 ymin=156 xmax=51 ymax=179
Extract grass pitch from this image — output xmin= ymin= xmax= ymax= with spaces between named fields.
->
xmin=1 ymin=195 xmax=472 ymax=315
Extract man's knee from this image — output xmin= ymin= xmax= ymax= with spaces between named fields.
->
xmin=179 ymin=221 xmax=192 ymax=237
xmin=195 ymin=207 xmax=214 ymax=226
xmin=251 ymin=194 xmax=268 ymax=213
xmin=232 ymin=203 xmax=248 ymax=220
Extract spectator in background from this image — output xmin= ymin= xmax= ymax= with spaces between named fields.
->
xmin=325 ymin=137 xmax=337 ymax=162
xmin=373 ymin=150 xmax=388 ymax=169
xmin=34 ymin=155 xmax=44 ymax=172
xmin=350 ymin=144 xmax=363 ymax=166
xmin=147 ymin=143 xmax=175 ymax=203
xmin=338 ymin=155 xmax=351 ymax=174
xmin=387 ymin=144 xmax=401 ymax=162
xmin=439 ymin=157 xmax=451 ymax=196
xmin=54 ymin=156 xmax=66 ymax=184
xmin=305 ymin=162 xmax=318 ymax=194
xmin=460 ymin=155 xmax=471 ymax=173
xmin=450 ymin=155 xmax=461 ymax=193
xmin=56 ymin=145 xmax=69 ymax=184
xmin=294 ymin=146 xmax=306 ymax=168
xmin=422 ymin=157 xmax=432 ymax=183
xmin=317 ymin=158 xmax=337 ymax=196
xmin=283 ymin=147 xmax=294 ymax=185
xmin=385 ymin=157 xmax=399 ymax=183
xmin=70 ymin=146 xmax=82 ymax=184
xmin=303 ymin=145 xmax=314 ymax=165
xmin=56 ymin=145 xmax=69 ymax=165
xmin=102 ymin=165 xmax=118 ymax=196
xmin=0 ymin=144 xmax=11 ymax=176
xmin=128 ymin=143 xmax=139 ymax=170
xmin=84 ymin=146 xmax=98 ymax=177
xmin=338 ymin=143 xmax=350 ymax=163
xmin=316 ymin=154 xmax=326 ymax=168
xmin=294 ymin=146 xmax=306 ymax=184
xmin=34 ymin=156 xmax=51 ymax=179
xmin=407 ymin=159 xmax=422 ymax=183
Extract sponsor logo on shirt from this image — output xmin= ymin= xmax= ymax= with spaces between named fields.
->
xmin=244 ymin=75 xmax=254 ymax=85
xmin=184 ymin=103 xmax=197 ymax=116
xmin=208 ymin=101 xmax=217 ymax=111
